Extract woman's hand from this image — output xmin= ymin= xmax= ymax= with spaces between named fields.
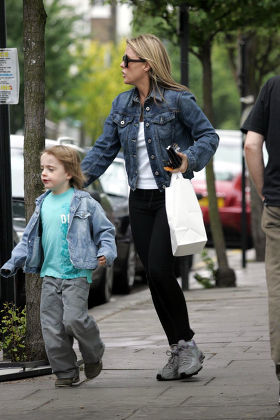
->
xmin=98 ymin=256 xmax=107 ymax=266
xmin=164 ymin=152 xmax=188 ymax=174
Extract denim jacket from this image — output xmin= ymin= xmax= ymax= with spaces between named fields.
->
xmin=81 ymin=87 xmax=219 ymax=191
xmin=0 ymin=189 xmax=117 ymax=277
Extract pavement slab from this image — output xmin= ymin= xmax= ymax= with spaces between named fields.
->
xmin=0 ymin=251 xmax=279 ymax=419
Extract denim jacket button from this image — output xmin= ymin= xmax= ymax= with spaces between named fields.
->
xmin=121 ymin=120 xmax=125 ymax=125
xmin=148 ymin=138 xmax=152 ymax=143
xmin=146 ymin=122 xmax=149 ymax=127
xmin=146 ymin=106 xmax=150 ymax=111
xmin=162 ymin=185 xmax=166 ymax=189
xmin=155 ymin=171 xmax=159 ymax=176
xmin=151 ymin=155 xmax=155 ymax=159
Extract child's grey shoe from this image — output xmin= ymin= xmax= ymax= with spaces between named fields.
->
xmin=157 ymin=344 xmax=180 ymax=381
xmin=55 ymin=371 xmax=80 ymax=388
xmin=84 ymin=360 xmax=102 ymax=380
xmin=178 ymin=339 xmax=204 ymax=378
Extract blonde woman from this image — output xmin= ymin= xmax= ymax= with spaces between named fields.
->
xmin=82 ymin=34 xmax=219 ymax=380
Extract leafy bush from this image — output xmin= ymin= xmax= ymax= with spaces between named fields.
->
xmin=194 ymin=249 xmax=216 ymax=288
xmin=0 ymin=303 xmax=26 ymax=362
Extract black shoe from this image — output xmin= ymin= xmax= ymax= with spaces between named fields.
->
xmin=84 ymin=360 xmax=102 ymax=380
xmin=276 ymin=364 xmax=280 ymax=405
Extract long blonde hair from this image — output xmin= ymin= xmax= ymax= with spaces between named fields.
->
xmin=126 ymin=34 xmax=189 ymax=97
xmin=41 ymin=145 xmax=85 ymax=190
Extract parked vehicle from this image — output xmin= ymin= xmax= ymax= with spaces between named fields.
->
xmin=99 ymin=155 xmax=145 ymax=294
xmin=100 ymin=154 xmax=192 ymax=290
xmin=191 ymin=130 xmax=252 ymax=248
xmin=10 ymin=135 xmax=115 ymax=307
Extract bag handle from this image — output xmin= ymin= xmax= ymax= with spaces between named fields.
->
xmin=170 ymin=172 xmax=183 ymax=187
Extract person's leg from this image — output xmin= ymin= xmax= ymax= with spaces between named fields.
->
xmin=148 ymin=200 xmax=204 ymax=379
xmin=40 ymin=276 xmax=79 ymax=379
xmin=130 ymin=189 xmax=202 ymax=380
xmin=62 ymin=277 xmax=105 ymax=367
xmin=147 ymin=194 xmax=194 ymax=344
xmin=262 ymin=206 xmax=280 ymax=365
xmin=129 ymin=189 xmax=178 ymax=344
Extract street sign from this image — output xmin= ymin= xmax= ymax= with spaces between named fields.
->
xmin=0 ymin=48 xmax=19 ymax=105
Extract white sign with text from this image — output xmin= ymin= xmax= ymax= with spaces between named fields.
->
xmin=0 ymin=48 xmax=20 ymax=105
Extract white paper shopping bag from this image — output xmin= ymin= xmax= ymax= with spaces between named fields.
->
xmin=165 ymin=173 xmax=207 ymax=256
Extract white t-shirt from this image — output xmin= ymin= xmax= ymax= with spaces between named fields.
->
xmin=136 ymin=122 xmax=158 ymax=189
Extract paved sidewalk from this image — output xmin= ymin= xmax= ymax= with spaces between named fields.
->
xmin=1 ymin=250 xmax=279 ymax=419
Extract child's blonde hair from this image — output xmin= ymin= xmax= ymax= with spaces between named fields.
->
xmin=41 ymin=145 xmax=85 ymax=190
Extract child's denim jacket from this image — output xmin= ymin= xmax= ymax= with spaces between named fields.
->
xmin=81 ymin=87 xmax=219 ymax=191
xmin=0 ymin=189 xmax=117 ymax=277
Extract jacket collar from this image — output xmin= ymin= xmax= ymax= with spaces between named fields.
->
xmin=35 ymin=190 xmax=50 ymax=205
xmin=35 ymin=188 xmax=88 ymax=206
xmin=129 ymin=86 xmax=164 ymax=106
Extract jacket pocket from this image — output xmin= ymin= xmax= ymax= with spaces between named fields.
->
xmin=113 ymin=113 xmax=134 ymax=127
xmin=75 ymin=211 xmax=91 ymax=219
xmin=152 ymin=112 xmax=176 ymax=146
xmin=152 ymin=112 xmax=176 ymax=162
xmin=72 ymin=211 xmax=92 ymax=247
xmin=113 ymin=113 xmax=134 ymax=148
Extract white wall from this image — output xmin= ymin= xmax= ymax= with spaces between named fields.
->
xmin=62 ymin=0 xmax=132 ymax=38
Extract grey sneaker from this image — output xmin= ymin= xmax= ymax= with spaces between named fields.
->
xmin=156 ymin=345 xmax=180 ymax=381
xmin=178 ymin=339 xmax=204 ymax=378
xmin=84 ymin=360 xmax=102 ymax=380
xmin=55 ymin=373 xmax=80 ymax=388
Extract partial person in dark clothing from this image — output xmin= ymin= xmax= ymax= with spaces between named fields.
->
xmin=242 ymin=75 xmax=280 ymax=401
xmin=82 ymin=34 xmax=219 ymax=381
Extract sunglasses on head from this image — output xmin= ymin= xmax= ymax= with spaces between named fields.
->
xmin=122 ymin=54 xmax=146 ymax=68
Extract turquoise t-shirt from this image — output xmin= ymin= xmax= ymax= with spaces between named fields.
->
xmin=40 ymin=188 xmax=92 ymax=283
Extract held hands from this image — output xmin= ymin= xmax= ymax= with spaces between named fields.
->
xmin=0 ymin=269 xmax=11 ymax=277
xmin=98 ymin=256 xmax=107 ymax=266
xmin=164 ymin=152 xmax=188 ymax=174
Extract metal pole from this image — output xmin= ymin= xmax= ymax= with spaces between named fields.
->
xmin=179 ymin=3 xmax=189 ymax=87
xmin=0 ymin=0 xmax=15 ymax=305
xmin=179 ymin=4 xmax=191 ymax=290
xmin=240 ymin=36 xmax=247 ymax=268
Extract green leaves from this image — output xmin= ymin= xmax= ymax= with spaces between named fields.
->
xmin=65 ymin=39 xmax=130 ymax=141
xmin=193 ymin=249 xmax=216 ymax=288
xmin=0 ymin=303 xmax=26 ymax=362
xmin=6 ymin=0 xmax=83 ymax=132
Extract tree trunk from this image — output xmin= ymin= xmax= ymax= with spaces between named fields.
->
xmin=23 ymin=0 xmax=47 ymax=361
xmin=201 ymin=41 xmax=236 ymax=287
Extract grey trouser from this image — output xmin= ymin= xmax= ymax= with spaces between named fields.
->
xmin=40 ymin=276 xmax=105 ymax=379
xmin=262 ymin=206 xmax=280 ymax=364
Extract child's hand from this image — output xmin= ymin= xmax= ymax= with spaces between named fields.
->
xmin=1 ymin=269 xmax=11 ymax=276
xmin=98 ymin=256 xmax=106 ymax=266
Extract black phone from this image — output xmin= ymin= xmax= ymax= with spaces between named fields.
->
xmin=166 ymin=144 xmax=182 ymax=169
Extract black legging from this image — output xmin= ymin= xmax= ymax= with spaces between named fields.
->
xmin=129 ymin=188 xmax=194 ymax=345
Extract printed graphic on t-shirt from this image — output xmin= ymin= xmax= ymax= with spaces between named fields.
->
xmin=60 ymin=203 xmax=81 ymax=277
xmin=60 ymin=203 xmax=71 ymax=267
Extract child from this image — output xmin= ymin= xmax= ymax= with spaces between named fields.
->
xmin=1 ymin=145 xmax=117 ymax=388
